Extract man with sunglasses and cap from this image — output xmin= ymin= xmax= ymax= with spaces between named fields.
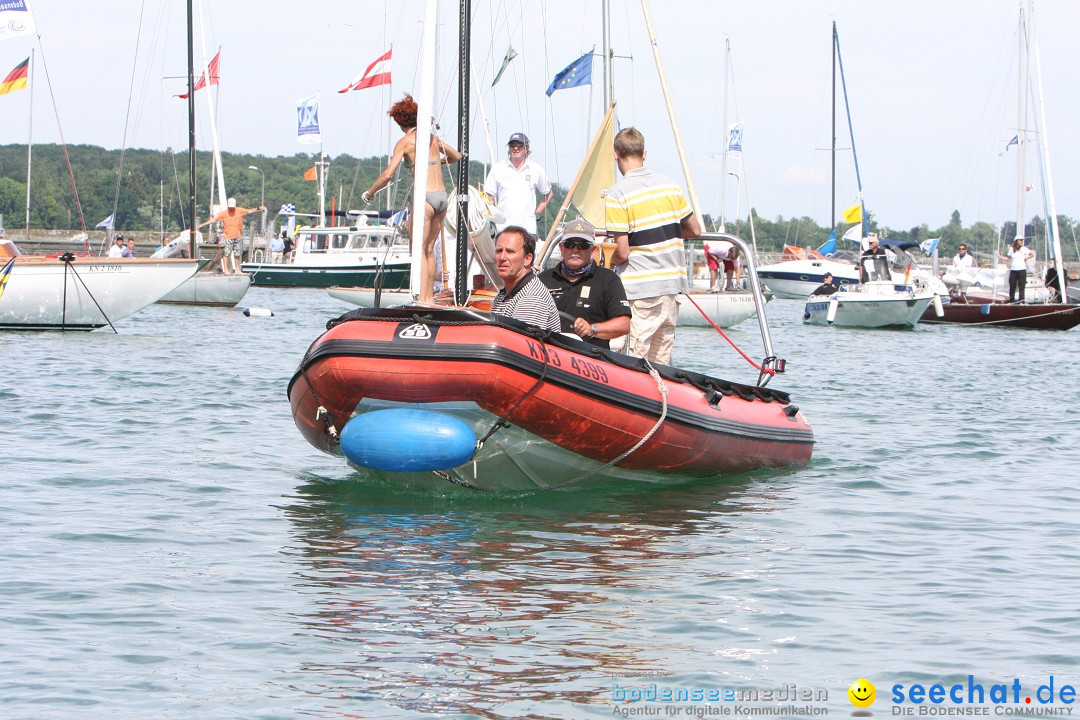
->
xmin=539 ymin=217 xmax=631 ymax=347
xmin=810 ymin=271 xmax=839 ymax=296
xmin=484 ymin=132 xmax=552 ymax=236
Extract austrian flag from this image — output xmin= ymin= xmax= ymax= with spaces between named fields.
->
xmin=339 ymin=49 xmax=392 ymax=93
xmin=176 ymin=50 xmax=220 ymax=99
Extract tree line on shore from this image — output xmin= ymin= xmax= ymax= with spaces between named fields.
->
xmin=1 ymin=143 xmax=1076 ymax=260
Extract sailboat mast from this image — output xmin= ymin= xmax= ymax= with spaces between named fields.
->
xmin=1014 ymin=8 xmax=1027 ymax=244
xmin=409 ymin=0 xmax=438 ymax=299
xmin=834 ymin=23 xmax=865 ymax=236
xmin=830 ymin=21 xmax=836 ymax=234
xmin=639 ymin=0 xmax=704 ymax=229
xmin=602 ymin=0 xmax=613 ymax=109
xmin=24 ymin=49 xmax=33 ymax=244
xmin=186 ymin=0 xmax=197 ymax=258
xmin=719 ymin=39 xmax=729 ymax=233
xmin=1030 ymin=7 xmax=1067 ymax=298
xmin=454 ymin=0 xmax=471 ymax=305
xmin=195 ymin=0 xmax=226 ymax=211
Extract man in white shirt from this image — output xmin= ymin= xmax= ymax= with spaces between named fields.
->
xmin=951 ymin=243 xmax=975 ymax=271
xmin=484 ymin=133 xmax=552 ymax=236
xmin=996 ymin=238 xmax=1035 ymax=303
xmin=107 ymin=235 xmax=125 ymax=258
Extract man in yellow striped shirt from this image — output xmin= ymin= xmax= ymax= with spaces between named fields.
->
xmin=606 ymin=127 xmax=700 ymax=365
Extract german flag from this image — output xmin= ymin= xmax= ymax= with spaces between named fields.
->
xmin=0 ymin=57 xmax=29 ymax=96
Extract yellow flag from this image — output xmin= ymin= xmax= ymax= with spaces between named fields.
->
xmin=842 ymin=203 xmax=862 ymax=224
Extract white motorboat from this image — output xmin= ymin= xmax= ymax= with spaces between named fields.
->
xmin=803 ymin=256 xmax=939 ymax=328
xmin=0 ymin=254 xmax=202 ymax=331
xmin=755 ymin=257 xmax=860 ymax=299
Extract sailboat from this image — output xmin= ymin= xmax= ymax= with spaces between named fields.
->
xmin=919 ymin=4 xmax=1080 ymax=331
xmin=155 ymin=0 xmax=251 ymax=307
xmin=0 ymin=24 xmax=201 ymax=330
xmin=801 ymin=22 xmax=938 ymax=329
xmin=287 ymin=0 xmax=813 ymax=490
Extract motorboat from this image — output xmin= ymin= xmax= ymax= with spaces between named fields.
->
xmin=241 ymin=213 xmax=409 ymax=289
xmin=755 ymin=257 xmax=860 ymax=300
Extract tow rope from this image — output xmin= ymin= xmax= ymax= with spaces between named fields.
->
xmin=680 ymin=292 xmax=774 ymax=380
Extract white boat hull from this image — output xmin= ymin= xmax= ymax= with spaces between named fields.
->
xmin=677 ymin=290 xmax=764 ymax=328
xmin=803 ymin=288 xmax=935 ymax=328
xmin=328 ymin=286 xmax=409 ymax=307
xmin=158 ymin=270 xmax=251 ymax=307
xmin=756 ymin=258 xmax=860 ymax=299
xmin=0 ymin=256 xmax=201 ymax=330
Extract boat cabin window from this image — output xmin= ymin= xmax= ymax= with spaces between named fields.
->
xmin=304 ymin=233 xmax=329 ymax=253
xmin=348 ymin=235 xmax=367 ymax=250
xmin=392 ymin=234 xmax=409 ymax=248
xmin=861 ymin=255 xmax=891 ymax=281
xmin=331 ymin=233 xmax=350 ymax=249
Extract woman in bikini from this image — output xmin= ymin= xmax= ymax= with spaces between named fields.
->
xmin=363 ymin=94 xmax=461 ymax=304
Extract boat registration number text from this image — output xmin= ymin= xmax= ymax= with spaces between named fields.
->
xmin=526 ymin=341 xmax=609 ymax=384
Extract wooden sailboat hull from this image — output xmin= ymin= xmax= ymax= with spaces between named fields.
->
xmin=0 ymin=256 xmax=201 ymax=330
xmin=919 ymin=298 xmax=1080 ymax=330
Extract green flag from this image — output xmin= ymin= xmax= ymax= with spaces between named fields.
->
xmin=492 ymin=47 xmax=517 ymax=87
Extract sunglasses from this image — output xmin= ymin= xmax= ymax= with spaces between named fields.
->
xmin=562 ymin=240 xmax=592 ymax=250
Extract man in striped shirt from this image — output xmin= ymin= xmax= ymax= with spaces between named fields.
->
xmin=491 ymin=226 xmax=561 ymax=334
xmin=606 ymin=127 xmax=701 ymax=365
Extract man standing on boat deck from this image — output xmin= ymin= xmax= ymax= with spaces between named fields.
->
xmin=997 ymin=237 xmax=1035 ymax=303
xmin=200 ymin=197 xmax=264 ymax=274
xmin=538 ymin=217 xmax=630 ymax=348
xmin=951 ymin=243 xmax=976 ymax=271
xmin=859 ymin=234 xmax=888 ymax=282
xmin=491 ymin=226 xmax=561 ymax=334
xmin=606 ymin=127 xmax=700 ymax=366
xmin=484 ymin=133 xmax=552 ymax=236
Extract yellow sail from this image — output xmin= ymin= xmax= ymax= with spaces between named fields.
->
xmin=542 ymin=102 xmax=617 ymax=250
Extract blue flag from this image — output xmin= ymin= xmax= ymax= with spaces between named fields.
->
xmin=95 ymin=213 xmax=114 ymax=230
xmin=817 ymin=230 xmax=837 ymax=256
xmin=546 ymin=53 xmax=593 ymax=96
xmin=920 ymin=237 xmax=940 ymax=255
xmin=296 ymin=93 xmax=321 ymax=145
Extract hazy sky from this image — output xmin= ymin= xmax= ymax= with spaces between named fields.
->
xmin=1 ymin=0 xmax=1076 ymax=237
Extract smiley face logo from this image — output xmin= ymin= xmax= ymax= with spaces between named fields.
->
xmin=848 ymin=678 xmax=876 ymax=708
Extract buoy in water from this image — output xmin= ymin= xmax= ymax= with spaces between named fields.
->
xmin=341 ymin=408 xmax=477 ymax=472
xmin=243 ymin=307 xmax=274 ymax=317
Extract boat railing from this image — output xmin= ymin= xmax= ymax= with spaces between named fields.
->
xmin=699 ymin=232 xmax=782 ymax=379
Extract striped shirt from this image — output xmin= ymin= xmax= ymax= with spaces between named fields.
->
xmin=492 ymin=273 xmax=561 ymax=333
xmin=605 ymin=167 xmax=691 ymax=299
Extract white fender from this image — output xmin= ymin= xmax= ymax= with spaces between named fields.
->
xmin=933 ymin=294 xmax=945 ymax=317
xmin=826 ymin=297 xmax=839 ymax=324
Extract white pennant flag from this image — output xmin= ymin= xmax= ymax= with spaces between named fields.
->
xmin=0 ymin=0 xmax=36 ymax=43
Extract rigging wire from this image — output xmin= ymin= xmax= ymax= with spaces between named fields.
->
xmin=34 ymin=34 xmax=87 ymax=235
xmin=110 ymin=0 xmax=148 ymax=233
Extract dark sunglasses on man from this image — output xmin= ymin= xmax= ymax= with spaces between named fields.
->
xmin=562 ymin=240 xmax=591 ymax=250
